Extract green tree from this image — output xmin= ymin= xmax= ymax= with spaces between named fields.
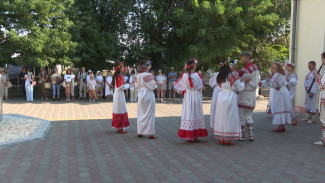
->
xmin=0 ymin=0 xmax=76 ymax=67
xmin=125 ymin=0 xmax=291 ymax=72
xmin=68 ymin=0 xmax=135 ymax=72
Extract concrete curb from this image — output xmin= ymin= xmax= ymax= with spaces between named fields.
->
xmin=0 ymin=114 xmax=51 ymax=149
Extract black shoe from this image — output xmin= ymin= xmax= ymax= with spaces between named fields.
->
xmin=53 ymin=98 xmax=56 ymax=101
xmin=57 ymin=98 xmax=60 ymax=101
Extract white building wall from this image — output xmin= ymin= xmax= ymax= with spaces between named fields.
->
xmin=290 ymin=0 xmax=325 ymax=111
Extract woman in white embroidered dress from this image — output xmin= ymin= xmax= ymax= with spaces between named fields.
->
xmin=213 ymin=61 xmax=246 ymax=145
xmin=260 ymin=62 xmax=291 ymax=132
xmin=209 ymin=72 xmax=219 ymax=131
xmin=111 ymin=62 xmax=130 ymax=133
xmin=285 ymin=62 xmax=298 ymax=125
xmin=174 ymin=59 xmax=208 ymax=143
xmin=136 ymin=60 xmax=157 ymax=139
xmin=105 ymin=70 xmax=113 ymax=102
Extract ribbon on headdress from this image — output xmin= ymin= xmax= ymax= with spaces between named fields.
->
xmin=114 ymin=62 xmax=125 ymax=72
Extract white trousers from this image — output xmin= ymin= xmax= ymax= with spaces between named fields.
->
xmin=25 ymin=85 xmax=33 ymax=102
xmin=79 ymin=83 xmax=87 ymax=98
xmin=239 ymin=108 xmax=254 ymax=126
xmin=0 ymin=84 xmax=8 ymax=99
xmin=305 ymin=92 xmax=317 ymax=114
xmin=320 ymin=104 xmax=325 ymax=124
xmin=130 ymin=89 xmax=137 ymax=102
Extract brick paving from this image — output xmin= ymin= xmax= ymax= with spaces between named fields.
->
xmin=1 ymin=98 xmax=325 ymax=183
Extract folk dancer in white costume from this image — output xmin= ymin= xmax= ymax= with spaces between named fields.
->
xmin=303 ymin=61 xmax=318 ymax=123
xmin=212 ymin=60 xmax=248 ymax=145
xmin=136 ymin=60 xmax=157 ymax=139
xmin=111 ymin=62 xmax=130 ymax=133
xmin=237 ymin=52 xmax=260 ymax=141
xmin=260 ymin=62 xmax=291 ymax=132
xmin=209 ymin=71 xmax=219 ymax=131
xmin=285 ymin=62 xmax=298 ymax=126
xmin=174 ymin=59 xmax=208 ymax=143
xmin=314 ymin=52 xmax=325 ymax=145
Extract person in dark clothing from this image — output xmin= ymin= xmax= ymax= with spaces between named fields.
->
xmin=19 ymin=67 xmax=27 ymax=97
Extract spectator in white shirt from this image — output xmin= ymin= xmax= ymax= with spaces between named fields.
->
xmin=129 ymin=70 xmax=137 ymax=102
xmin=0 ymin=69 xmax=10 ymax=100
xmin=64 ymin=69 xmax=73 ymax=101
xmin=156 ymin=70 xmax=165 ymax=102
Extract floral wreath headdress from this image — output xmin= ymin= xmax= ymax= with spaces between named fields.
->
xmin=273 ymin=60 xmax=283 ymax=66
xmin=139 ymin=60 xmax=151 ymax=72
xmin=285 ymin=60 xmax=295 ymax=67
xmin=218 ymin=58 xmax=231 ymax=68
xmin=184 ymin=58 xmax=198 ymax=69
xmin=114 ymin=62 xmax=125 ymax=72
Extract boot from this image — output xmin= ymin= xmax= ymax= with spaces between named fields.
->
xmin=240 ymin=126 xmax=246 ymax=141
xmin=303 ymin=113 xmax=311 ymax=121
xmin=247 ymin=124 xmax=254 ymax=141
xmin=314 ymin=125 xmax=325 ymax=146
xmin=307 ymin=115 xmax=315 ymax=124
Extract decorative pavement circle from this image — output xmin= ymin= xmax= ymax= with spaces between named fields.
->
xmin=0 ymin=114 xmax=51 ymax=149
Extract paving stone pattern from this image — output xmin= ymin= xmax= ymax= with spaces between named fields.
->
xmin=0 ymin=99 xmax=325 ymax=183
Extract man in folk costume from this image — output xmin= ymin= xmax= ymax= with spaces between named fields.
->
xmin=237 ymin=51 xmax=260 ymax=141
xmin=111 ymin=62 xmax=130 ymax=133
xmin=174 ymin=59 xmax=208 ymax=143
xmin=303 ymin=61 xmax=318 ymax=123
xmin=314 ymin=52 xmax=325 ymax=145
xmin=136 ymin=60 xmax=157 ymax=139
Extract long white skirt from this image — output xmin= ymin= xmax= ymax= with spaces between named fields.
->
xmin=137 ymin=88 xmax=155 ymax=135
xmin=112 ymin=88 xmax=129 ymax=129
xmin=213 ymin=89 xmax=241 ymax=140
xmin=270 ymin=88 xmax=291 ymax=125
xmin=178 ymin=91 xmax=208 ymax=139
xmin=210 ymin=86 xmax=219 ymax=129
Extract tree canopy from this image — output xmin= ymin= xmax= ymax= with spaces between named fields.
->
xmin=0 ymin=0 xmax=291 ymax=72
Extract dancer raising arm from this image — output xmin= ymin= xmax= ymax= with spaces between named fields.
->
xmin=212 ymin=60 xmax=248 ymax=145
xmin=260 ymin=61 xmax=292 ymax=132
xmin=111 ymin=62 xmax=130 ymax=133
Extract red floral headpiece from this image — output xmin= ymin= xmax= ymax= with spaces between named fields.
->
xmin=218 ymin=60 xmax=230 ymax=68
xmin=114 ymin=62 xmax=125 ymax=72
xmin=285 ymin=61 xmax=295 ymax=67
xmin=184 ymin=58 xmax=198 ymax=69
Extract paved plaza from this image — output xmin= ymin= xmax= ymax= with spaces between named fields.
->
xmin=1 ymin=98 xmax=325 ymax=183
